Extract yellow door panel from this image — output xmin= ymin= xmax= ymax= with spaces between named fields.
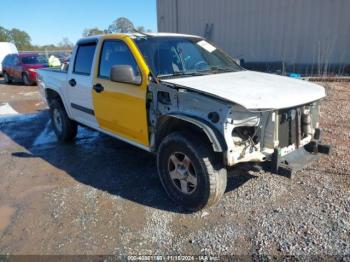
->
xmin=92 ymin=80 xmax=149 ymax=145
xmin=92 ymin=35 xmax=150 ymax=147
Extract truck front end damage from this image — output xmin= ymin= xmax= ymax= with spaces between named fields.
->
xmin=149 ymin=81 xmax=330 ymax=176
xmin=148 ymin=80 xmax=330 ymax=178
xmin=224 ymin=101 xmax=331 ymax=176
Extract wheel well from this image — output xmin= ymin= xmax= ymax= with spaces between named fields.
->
xmin=156 ymin=116 xmax=220 ymax=153
xmin=45 ymin=89 xmax=63 ymax=107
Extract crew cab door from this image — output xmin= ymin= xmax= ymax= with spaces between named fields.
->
xmin=66 ymin=40 xmax=99 ymax=128
xmin=92 ymin=37 xmax=150 ymax=147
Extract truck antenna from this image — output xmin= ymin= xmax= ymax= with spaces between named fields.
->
xmin=131 ymin=28 xmax=153 ymax=37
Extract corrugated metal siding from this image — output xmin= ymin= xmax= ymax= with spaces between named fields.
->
xmin=157 ymin=0 xmax=350 ymax=66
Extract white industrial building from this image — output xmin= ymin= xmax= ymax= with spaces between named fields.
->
xmin=157 ymin=0 xmax=350 ymax=76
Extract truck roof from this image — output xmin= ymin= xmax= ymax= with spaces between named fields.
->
xmin=77 ymin=32 xmax=202 ymax=44
xmin=130 ymin=32 xmax=201 ymax=38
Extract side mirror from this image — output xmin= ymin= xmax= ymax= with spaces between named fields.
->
xmin=110 ymin=65 xmax=141 ymax=85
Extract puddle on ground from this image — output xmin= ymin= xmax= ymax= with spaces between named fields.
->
xmin=0 ymin=205 xmax=16 ymax=231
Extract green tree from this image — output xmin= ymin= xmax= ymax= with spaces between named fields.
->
xmin=82 ymin=27 xmax=105 ymax=37
xmin=0 ymin=26 xmax=11 ymax=42
xmin=8 ymin=28 xmax=32 ymax=50
xmin=107 ymin=17 xmax=134 ymax=33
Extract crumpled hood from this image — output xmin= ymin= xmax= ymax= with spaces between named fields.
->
xmin=164 ymin=71 xmax=326 ymax=110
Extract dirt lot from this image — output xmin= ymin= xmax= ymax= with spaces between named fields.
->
xmin=0 ymin=78 xmax=349 ymax=257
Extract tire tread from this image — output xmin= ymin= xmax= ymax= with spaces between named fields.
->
xmin=50 ymin=99 xmax=77 ymax=142
xmin=157 ymin=131 xmax=227 ymax=211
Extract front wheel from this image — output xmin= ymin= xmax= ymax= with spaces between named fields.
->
xmin=157 ymin=132 xmax=227 ymax=211
xmin=49 ymin=99 xmax=77 ymax=142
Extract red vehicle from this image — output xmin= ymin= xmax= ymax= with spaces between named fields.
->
xmin=2 ymin=53 xmax=48 ymax=85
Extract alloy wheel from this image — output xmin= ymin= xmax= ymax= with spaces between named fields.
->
xmin=168 ymin=152 xmax=198 ymax=194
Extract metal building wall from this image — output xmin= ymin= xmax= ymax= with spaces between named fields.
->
xmin=157 ymin=0 xmax=350 ymax=75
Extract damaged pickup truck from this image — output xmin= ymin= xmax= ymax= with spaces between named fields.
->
xmin=37 ymin=33 xmax=330 ymax=210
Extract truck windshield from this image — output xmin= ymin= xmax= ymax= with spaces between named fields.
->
xmin=134 ymin=36 xmax=242 ymax=78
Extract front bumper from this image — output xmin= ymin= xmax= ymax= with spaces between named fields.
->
xmin=267 ymin=129 xmax=331 ymax=177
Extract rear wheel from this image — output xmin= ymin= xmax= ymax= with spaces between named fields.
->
xmin=157 ymin=132 xmax=227 ymax=211
xmin=4 ymin=72 xmax=11 ymax=83
xmin=49 ymin=99 xmax=77 ymax=142
xmin=22 ymin=73 xmax=32 ymax=86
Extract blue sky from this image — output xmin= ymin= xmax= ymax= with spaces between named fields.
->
xmin=0 ymin=0 xmax=157 ymax=45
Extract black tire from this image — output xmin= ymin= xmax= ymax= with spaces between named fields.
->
xmin=22 ymin=73 xmax=32 ymax=86
xmin=4 ymin=72 xmax=12 ymax=83
xmin=157 ymin=132 xmax=227 ymax=211
xmin=49 ymin=99 xmax=77 ymax=142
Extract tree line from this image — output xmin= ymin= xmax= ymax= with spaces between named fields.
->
xmin=0 ymin=17 xmax=151 ymax=51
xmin=0 ymin=26 xmax=73 ymax=51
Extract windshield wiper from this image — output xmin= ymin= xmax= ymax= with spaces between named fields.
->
xmin=198 ymin=66 xmax=236 ymax=74
xmin=157 ymin=71 xmax=207 ymax=79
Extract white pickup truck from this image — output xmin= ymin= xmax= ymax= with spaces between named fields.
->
xmin=38 ymin=33 xmax=330 ymax=210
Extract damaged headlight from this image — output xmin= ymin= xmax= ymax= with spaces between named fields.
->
xmin=232 ymin=126 xmax=260 ymax=145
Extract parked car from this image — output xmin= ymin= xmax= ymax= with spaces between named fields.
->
xmin=2 ymin=53 xmax=48 ymax=85
xmin=37 ymin=33 xmax=330 ymax=210
xmin=0 ymin=42 xmax=18 ymax=76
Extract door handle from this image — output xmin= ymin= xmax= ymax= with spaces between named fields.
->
xmin=93 ymin=83 xmax=104 ymax=93
xmin=69 ymin=78 xmax=76 ymax=87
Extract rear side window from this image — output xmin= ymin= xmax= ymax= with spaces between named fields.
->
xmin=73 ymin=43 xmax=96 ymax=75
xmin=98 ymin=40 xmax=140 ymax=79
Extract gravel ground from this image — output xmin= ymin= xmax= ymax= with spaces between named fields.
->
xmin=0 ymin=79 xmax=349 ymax=258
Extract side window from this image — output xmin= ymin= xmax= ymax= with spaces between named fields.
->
xmin=13 ymin=55 xmax=19 ymax=65
xmin=73 ymin=43 xmax=96 ymax=75
xmin=98 ymin=40 xmax=140 ymax=79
